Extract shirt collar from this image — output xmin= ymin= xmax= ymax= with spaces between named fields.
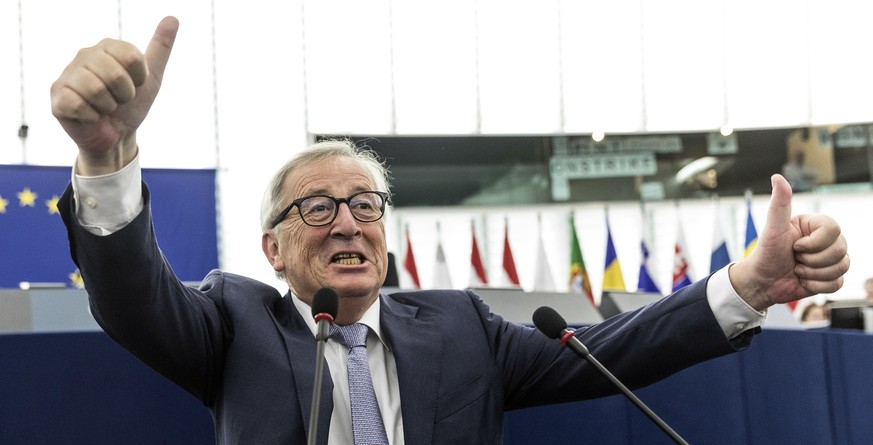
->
xmin=290 ymin=292 xmax=389 ymax=350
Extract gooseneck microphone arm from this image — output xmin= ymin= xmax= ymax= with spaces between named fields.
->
xmin=532 ymin=306 xmax=689 ymax=445
xmin=308 ymin=288 xmax=339 ymax=445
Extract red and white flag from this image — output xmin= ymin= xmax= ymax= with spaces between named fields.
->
xmin=403 ymin=225 xmax=421 ymax=289
xmin=501 ymin=220 xmax=521 ymax=287
xmin=672 ymin=219 xmax=694 ymax=292
xmin=470 ymin=221 xmax=488 ymax=287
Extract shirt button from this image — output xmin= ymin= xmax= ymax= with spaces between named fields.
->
xmin=84 ymin=196 xmax=97 ymax=208
xmin=735 ymin=323 xmax=746 ymax=331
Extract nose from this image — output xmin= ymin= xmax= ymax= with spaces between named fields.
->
xmin=331 ymin=202 xmax=362 ymax=237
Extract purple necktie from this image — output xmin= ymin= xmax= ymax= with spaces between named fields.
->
xmin=330 ymin=323 xmax=389 ymax=444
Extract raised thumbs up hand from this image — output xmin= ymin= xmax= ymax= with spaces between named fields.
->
xmin=50 ymin=16 xmax=179 ymax=175
xmin=730 ymin=174 xmax=849 ymax=311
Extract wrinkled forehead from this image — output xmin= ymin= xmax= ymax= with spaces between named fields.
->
xmin=283 ymin=156 xmax=378 ymax=197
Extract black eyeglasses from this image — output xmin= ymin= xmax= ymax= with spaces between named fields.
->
xmin=270 ymin=191 xmax=390 ymax=228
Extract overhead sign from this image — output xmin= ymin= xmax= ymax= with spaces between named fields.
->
xmin=550 ymin=153 xmax=657 ymax=200
xmin=833 ymin=124 xmax=872 ymax=148
xmin=554 ymin=135 xmax=682 ymax=155
xmin=550 ymin=153 xmax=657 ymax=179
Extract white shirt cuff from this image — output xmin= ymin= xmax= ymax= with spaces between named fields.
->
xmin=707 ymin=264 xmax=767 ymax=339
xmin=71 ymin=155 xmax=143 ymax=236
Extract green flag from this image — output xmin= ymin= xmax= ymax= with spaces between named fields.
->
xmin=570 ymin=215 xmax=595 ymax=306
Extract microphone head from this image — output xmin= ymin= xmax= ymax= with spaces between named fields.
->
xmin=311 ymin=287 xmax=339 ymax=319
xmin=532 ymin=306 xmax=568 ymax=339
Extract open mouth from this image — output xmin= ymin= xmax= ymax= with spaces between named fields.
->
xmin=333 ymin=253 xmax=363 ymax=265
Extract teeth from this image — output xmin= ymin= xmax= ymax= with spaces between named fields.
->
xmin=333 ymin=253 xmax=362 ymax=265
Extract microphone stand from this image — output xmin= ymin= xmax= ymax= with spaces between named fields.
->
xmin=308 ymin=310 xmax=335 ymax=445
xmin=559 ymin=330 xmax=689 ymax=445
xmin=308 ymin=319 xmax=330 ymax=445
xmin=307 ymin=288 xmax=338 ymax=445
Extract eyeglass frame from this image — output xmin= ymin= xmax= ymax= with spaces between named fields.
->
xmin=270 ymin=190 xmax=391 ymax=228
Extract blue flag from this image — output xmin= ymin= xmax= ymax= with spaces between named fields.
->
xmin=637 ymin=208 xmax=660 ymax=294
xmin=710 ymin=234 xmax=731 ymax=274
xmin=744 ymin=192 xmax=758 ymax=258
xmin=710 ymin=201 xmax=731 ymax=273
xmin=0 ymin=165 xmax=218 ymax=289
xmin=637 ymin=239 xmax=661 ymax=294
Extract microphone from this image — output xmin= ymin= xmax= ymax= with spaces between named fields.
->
xmin=308 ymin=287 xmax=339 ymax=445
xmin=532 ymin=306 xmax=689 ymax=445
xmin=312 ymin=287 xmax=339 ymax=341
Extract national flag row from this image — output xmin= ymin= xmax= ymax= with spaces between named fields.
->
xmin=399 ymin=193 xmax=761 ymax=308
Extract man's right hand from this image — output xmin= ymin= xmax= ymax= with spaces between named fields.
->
xmin=50 ymin=16 xmax=179 ymax=176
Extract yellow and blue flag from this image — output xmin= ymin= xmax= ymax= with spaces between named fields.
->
xmin=602 ymin=215 xmax=626 ymax=291
xmin=744 ymin=191 xmax=758 ymax=258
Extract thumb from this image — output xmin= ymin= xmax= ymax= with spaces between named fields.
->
xmin=143 ymin=16 xmax=179 ymax=84
xmin=763 ymin=174 xmax=793 ymax=235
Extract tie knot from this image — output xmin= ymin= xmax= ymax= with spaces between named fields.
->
xmin=330 ymin=323 xmax=369 ymax=349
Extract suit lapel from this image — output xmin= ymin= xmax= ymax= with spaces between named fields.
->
xmin=381 ymin=294 xmax=442 ymax=445
xmin=269 ymin=294 xmax=334 ymax=445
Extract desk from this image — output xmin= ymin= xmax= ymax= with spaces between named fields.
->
xmin=505 ymin=328 xmax=873 ymax=444
xmin=2 ymin=329 xmax=872 ymax=444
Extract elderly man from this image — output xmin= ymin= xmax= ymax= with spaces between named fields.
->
xmin=51 ymin=17 xmax=849 ymax=445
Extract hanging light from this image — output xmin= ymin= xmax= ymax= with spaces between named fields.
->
xmin=675 ymin=156 xmax=719 ymax=183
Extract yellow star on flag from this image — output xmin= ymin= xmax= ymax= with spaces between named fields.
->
xmin=69 ymin=269 xmax=84 ymax=289
xmin=18 ymin=187 xmax=37 ymax=207
xmin=0 ymin=195 xmax=7 ymax=213
xmin=46 ymin=196 xmax=60 ymax=215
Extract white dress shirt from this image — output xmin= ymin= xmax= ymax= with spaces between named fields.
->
xmin=290 ymin=293 xmax=405 ymax=444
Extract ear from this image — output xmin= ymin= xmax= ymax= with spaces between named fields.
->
xmin=262 ymin=231 xmax=285 ymax=273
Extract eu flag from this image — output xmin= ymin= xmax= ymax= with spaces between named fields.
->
xmin=0 ymin=165 xmax=218 ymax=289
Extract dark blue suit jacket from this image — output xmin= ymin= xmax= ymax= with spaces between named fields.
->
xmin=60 ymin=184 xmax=754 ymax=444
